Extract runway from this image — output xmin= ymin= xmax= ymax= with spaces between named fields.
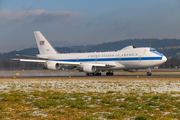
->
xmin=0 ymin=69 xmax=180 ymax=78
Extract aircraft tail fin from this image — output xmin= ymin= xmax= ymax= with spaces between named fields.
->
xmin=34 ymin=31 xmax=58 ymax=55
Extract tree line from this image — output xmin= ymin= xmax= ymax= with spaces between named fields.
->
xmin=0 ymin=57 xmax=43 ymax=71
xmin=1 ymin=38 xmax=180 ymax=58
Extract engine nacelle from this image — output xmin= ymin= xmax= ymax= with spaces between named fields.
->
xmin=124 ymin=69 xmax=138 ymax=72
xmin=45 ymin=62 xmax=60 ymax=70
xmin=83 ymin=65 xmax=96 ymax=73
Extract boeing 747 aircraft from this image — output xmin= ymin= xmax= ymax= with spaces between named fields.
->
xmin=14 ymin=31 xmax=167 ymax=76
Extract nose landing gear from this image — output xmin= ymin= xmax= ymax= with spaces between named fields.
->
xmin=147 ymin=68 xmax=152 ymax=76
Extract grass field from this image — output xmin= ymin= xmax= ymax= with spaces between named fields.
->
xmin=0 ymin=78 xmax=180 ymax=119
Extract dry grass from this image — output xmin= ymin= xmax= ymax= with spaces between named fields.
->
xmin=0 ymin=78 xmax=180 ymax=119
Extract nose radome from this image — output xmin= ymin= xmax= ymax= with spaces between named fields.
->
xmin=162 ymin=56 xmax=167 ymax=63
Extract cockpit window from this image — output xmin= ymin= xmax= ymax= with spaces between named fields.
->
xmin=150 ymin=48 xmax=163 ymax=56
xmin=150 ymin=48 xmax=156 ymax=51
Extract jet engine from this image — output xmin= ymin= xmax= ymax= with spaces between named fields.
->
xmin=83 ymin=65 xmax=96 ymax=73
xmin=44 ymin=62 xmax=60 ymax=70
xmin=124 ymin=69 xmax=138 ymax=72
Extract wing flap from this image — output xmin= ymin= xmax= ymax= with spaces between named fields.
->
xmin=85 ymin=63 xmax=116 ymax=67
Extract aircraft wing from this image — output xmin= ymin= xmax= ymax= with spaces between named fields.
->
xmin=12 ymin=58 xmax=116 ymax=67
xmin=12 ymin=58 xmax=81 ymax=65
xmin=88 ymin=63 xmax=116 ymax=67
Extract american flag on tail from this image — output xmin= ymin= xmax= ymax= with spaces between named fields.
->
xmin=40 ymin=41 xmax=45 ymax=45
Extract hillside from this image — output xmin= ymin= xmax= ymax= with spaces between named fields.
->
xmin=0 ymin=47 xmax=74 ymax=58
xmin=1 ymin=38 xmax=180 ymax=58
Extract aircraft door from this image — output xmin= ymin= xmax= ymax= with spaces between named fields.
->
xmin=118 ymin=55 xmax=121 ymax=63
xmin=143 ymin=49 xmax=147 ymax=54
xmin=95 ymin=55 xmax=98 ymax=63
xmin=76 ymin=57 xmax=79 ymax=62
xmin=138 ymin=55 xmax=141 ymax=62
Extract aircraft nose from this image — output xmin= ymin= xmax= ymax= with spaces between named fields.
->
xmin=162 ymin=56 xmax=167 ymax=63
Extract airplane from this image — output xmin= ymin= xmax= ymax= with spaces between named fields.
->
xmin=13 ymin=31 xmax=167 ymax=76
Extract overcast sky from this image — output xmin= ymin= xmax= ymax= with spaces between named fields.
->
xmin=0 ymin=0 xmax=180 ymax=53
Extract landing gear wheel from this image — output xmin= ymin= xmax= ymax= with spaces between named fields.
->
xmin=95 ymin=72 xmax=102 ymax=76
xmin=106 ymin=72 xmax=114 ymax=76
xmin=147 ymin=72 xmax=152 ymax=76
xmin=86 ymin=72 xmax=102 ymax=76
xmin=147 ymin=68 xmax=152 ymax=76
xmin=97 ymin=73 xmax=102 ymax=76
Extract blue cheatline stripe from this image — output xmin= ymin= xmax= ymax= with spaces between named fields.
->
xmin=141 ymin=57 xmax=162 ymax=60
xmin=121 ymin=58 xmax=139 ymax=61
xmin=54 ymin=57 xmax=162 ymax=62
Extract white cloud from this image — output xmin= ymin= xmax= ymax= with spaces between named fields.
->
xmin=0 ymin=10 xmax=83 ymax=25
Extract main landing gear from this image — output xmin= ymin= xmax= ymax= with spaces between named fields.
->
xmin=147 ymin=68 xmax=152 ymax=76
xmin=86 ymin=71 xmax=114 ymax=76
xmin=86 ymin=72 xmax=102 ymax=76
xmin=106 ymin=71 xmax=114 ymax=76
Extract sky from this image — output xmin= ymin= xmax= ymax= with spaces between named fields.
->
xmin=0 ymin=0 xmax=180 ymax=53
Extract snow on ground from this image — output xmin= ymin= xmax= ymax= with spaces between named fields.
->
xmin=0 ymin=78 xmax=180 ymax=94
xmin=1 ymin=78 xmax=180 ymax=119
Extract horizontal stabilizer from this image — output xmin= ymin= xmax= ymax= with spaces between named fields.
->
xmin=16 ymin=54 xmax=49 ymax=60
xmin=12 ymin=58 xmax=47 ymax=63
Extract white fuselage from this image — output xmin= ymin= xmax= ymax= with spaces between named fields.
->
xmin=38 ymin=47 xmax=167 ymax=71
xmin=15 ymin=31 xmax=167 ymax=75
